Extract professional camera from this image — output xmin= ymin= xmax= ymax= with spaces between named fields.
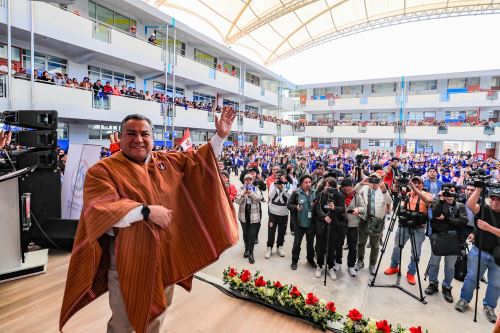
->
xmin=396 ymin=169 xmax=422 ymax=194
xmin=325 ymin=167 xmax=345 ymax=179
xmin=355 ymin=154 xmax=369 ymax=164
xmin=275 ymin=179 xmax=287 ymax=185
xmin=469 ymin=169 xmax=500 ymax=192
xmin=368 ymin=176 xmax=381 ymax=184
xmin=442 ymin=188 xmax=458 ymax=198
xmin=398 ymin=208 xmax=428 ymax=228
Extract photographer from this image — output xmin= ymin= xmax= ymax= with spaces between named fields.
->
xmin=425 ymin=184 xmax=468 ymax=303
xmin=457 ymin=183 xmax=479 ymax=238
xmin=288 ymin=174 xmax=317 ymax=271
xmin=354 ymin=173 xmax=393 ymax=275
xmin=266 ymin=175 xmax=291 ymax=259
xmin=384 ymin=176 xmax=432 ymax=285
xmin=235 ymin=174 xmax=264 ymax=264
xmin=455 ymin=187 xmax=500 ymax=323
xmin=313 ymin=177 xmax=346 ymax=280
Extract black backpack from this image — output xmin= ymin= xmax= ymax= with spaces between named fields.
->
xmin=454 ymin=246 xmax=468 ymax=282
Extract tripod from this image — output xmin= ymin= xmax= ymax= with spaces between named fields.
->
xmin=473 ymin=187 xmax=488 ymax=322
xmin=324 ymin=222 xmax=331 ymax=286
xmin=369 ymin=195 xmax=427 ymax=304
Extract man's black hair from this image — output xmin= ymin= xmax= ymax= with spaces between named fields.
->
xmin=372 ymin=164 xmax=383 ymax=171
xmin=299 ymin=174 xmax=312 ymax=185
xmin=120 ymin=114 xmax=154 ymax=135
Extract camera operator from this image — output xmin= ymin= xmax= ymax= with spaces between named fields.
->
xmin=425 ymin=184 xmax=468 ymax=303
xmin=423 ymin=167 xmax=444 ymax=199
xmin=354 ymin=173 xmax=393 ymax=275
xmin=384 ymin=176 xmax=432 ymax=285
xmin=288 ymin=174 xmax=317 ymax=271
xmin=455 ymin=187 xmax=500 ymax=323
xmin=235 ymin=174 xmax=264 ymax=264
xmin=313 ymin=177 xmax=346 ymax=280
xmin=266 ymin=175 xmax=291 ymax=259
xmin=457 ymin=183 xmax=479 ymax=238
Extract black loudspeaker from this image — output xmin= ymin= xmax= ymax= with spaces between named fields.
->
xmin=14 ymin=130 xmax=57 ymax=149
xmin=16 ymin=149 xmax=57 ymax=169
xmin=2 ymin=110 xmax=57 ymax=130
xmin=27 ymin=218 xmax=79 ymax=251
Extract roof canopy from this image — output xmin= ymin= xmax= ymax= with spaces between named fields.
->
xmin=153 ymin=0 xmax=500 ymax=65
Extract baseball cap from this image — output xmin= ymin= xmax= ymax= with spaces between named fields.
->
xmin=488 ymin=187 xmax=500 ymax=198
xmin=411 ymin=176 xmax=423 ymax=182
xmin=244 ymin=173 xmax=254 ymax=180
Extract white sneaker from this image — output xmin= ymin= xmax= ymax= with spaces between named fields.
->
xmin=369 ymin=265 xmax=376 ymax=275
xmin=354 ymin=260 xmax=364 ymax=271
xmin=328 ymin=268 xmax=337 ymax=280
xmin=277 ymin=246 xmax=285 ymax=257
xmin=315 ymin=266 xmax=323 ymax=278
xmin=264 ymin=247 xmax=272 ymax=259
xmin=333 ymin=263 xmax=341 ymax=272
xmin=348 ymin=267 xmax=357 ymax=277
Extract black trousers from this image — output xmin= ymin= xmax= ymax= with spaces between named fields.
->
xmin=315 ymin=222 xmax=335 ymax=269
xmin=241 ymin=222 xmax=259 ymax=255
xmin=267 ymin=212 xmax=288 ymax=248
xmin=332 ymin=223 xmax=347 ymax=265
xmin=291 ymin=224 xmax=315 ymax=264
xmin=346 ymin=227 xmax=358 ymax=268
xmin=289 ymin=214 xmax=295 ymax=233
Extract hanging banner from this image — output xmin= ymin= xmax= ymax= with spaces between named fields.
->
xmin=61 ymin=143 xmax=101 ymax=219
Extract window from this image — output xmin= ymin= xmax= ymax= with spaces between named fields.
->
xmin=369 ymin=139 xmax=392 ymax=147
xmin=88 ymin=124 xmax=120 ymax=140
xmin=57 ymin=123 xmax=68 ymax=139
xmin=341 ymin=85 xmax=363 ymax=96
xmin=448 ymin=77 xmax=480 ymax=89
xmin=191 ymin=130 xmax=208 ymax=142
xmin=223 ymin=99 xmax=239 ymax=110
xmin=339 ymin=113 xmax=362 ymax=120
xmin=289 ymin=114 xmax=304 ymax=121
xmin=492 ymin=77 xmax=500 ymax=90
xmin=370 ymin=112 xmax=395 ymax=121
xmin=485 ymin=142 xmax=496 ymax=149
xmin=445 ymin=111 xmax=466 ymax=122
xmin=311 ymin=113 xmax=333 ymax=121
xmin=193 ymin=91 xmax=215 ymax=105
xmin=313 ymin=87 xmax=334 ymax=97
xmin=371 ymin=83 xmax=396 ymax=94
xmin=194 ymin=49 xmax=217 ymax=68
xmin=22 ymin=50 xmax=68 ymax=74
xmin=89 ymin=1 xmax=136 ymax=34
xmin=409 ymin=80 xmax=437 ymax=92
xmin=89 ymin=66 xmax=135 ymax=87
xmin=408 ymin=111 xmax=436 ymax=121
xmin=223 ymin=62 xmax=240 ymax=77
xmin=152 ymin=81 xmax=184 ymax=97
xmin=246 ymin=72 xmax=260 ymax=86
xmin=245 ymin=105 xmax=259 ymax=113
xmin=168 ymin=38 xmax=185 ymax=56
xmin=289 ymin=89 xmax=306 ymax=99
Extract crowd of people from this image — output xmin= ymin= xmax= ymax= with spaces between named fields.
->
xmin=215 ymin=145 xmax=500 ymax=325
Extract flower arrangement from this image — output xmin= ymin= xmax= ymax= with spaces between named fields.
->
xmin=223 ymin=267 xmax=342 ymax=330
xmin=222 ymin=267 xmax=427 ymax=332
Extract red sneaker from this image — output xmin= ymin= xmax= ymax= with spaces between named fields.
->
xmin=407 ymin=273 xmax=416 ymax=285
xmin=384 ymin=267 xmax=400 ymax=275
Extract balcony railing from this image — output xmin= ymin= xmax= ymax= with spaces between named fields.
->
xmin=92 ymin=21 xmax=111 ymax=43
xmin=92 ymin=94 xmax=110 ymax=110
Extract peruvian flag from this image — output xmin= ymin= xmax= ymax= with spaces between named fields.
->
xmin=179 ymin=128 xmax=193 ymax=151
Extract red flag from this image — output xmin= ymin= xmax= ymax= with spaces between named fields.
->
xmin=179 ymin=128 xmax=193 ymax=151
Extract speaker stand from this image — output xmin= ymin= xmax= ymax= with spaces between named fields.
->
xmin=0 ymin=249 xmax=48 ymax=283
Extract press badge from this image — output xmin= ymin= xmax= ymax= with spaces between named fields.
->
xmin=308 ymin=212 xmax=312 ymax=219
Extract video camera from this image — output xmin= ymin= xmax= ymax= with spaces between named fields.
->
xmin=355 ymin=154 xmax=369 ymax=165
xmin=395 ymin=168 xmax=422 ymax=194
xmin=442 ymin=188 xmax=458 ymax=198
xmin=325 ymin=167 xmax=345 ymax=179
xmin=469 ymin=170 xmax=500 ymax=192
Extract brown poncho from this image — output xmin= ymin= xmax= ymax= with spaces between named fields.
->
xmin=60 ymin=143 xmax=239 ymax=332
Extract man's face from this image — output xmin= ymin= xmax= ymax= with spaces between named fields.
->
xmin=411 ymin=179 xmax=423 ymax=190
xmin=301 ymin=178 xmax=312 ymax=191
xmin=222 ymin=175 xmax=229 ymax=183
xmin=465 ymin=186 xmax=475 ymax=198
xmin=316 ymin=165 xmax=325 ymax=175
xmin=120 ymin=119 xmax=153 ymax=162
xmin=272 ymin=166 xmax=279 ymax=175
xmin=392 ymin=160 xmax=399 ymax=167
xmin=342 ymin=186 xmax=353 ymax=196
xmin=490 ymin=196 xmax=500 ymax=212
xmin=244 ymin=178 xmax=253 ymax=186
xmin=443 ymin=187 xmax=456 ymax=204
xmin=428 ymin=170 xmax=437 ymax=179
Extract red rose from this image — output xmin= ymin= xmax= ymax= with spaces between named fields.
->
xmin=254 ymin=276 xmax=267 ymax=287
xmin=409 ymin=326 xmax=422 ymax=333
xmin=240 ymin=270 xmax=252 ymax=282
xmin=326 ymin=301 xmax=336 ymax=313
xmin=274 ymin=281 xmax=283 ymax=289
xmin=376 ymin=320 xmax=391 ymax=333
xmin=347 ymin=308 xmax=363 ymax=321
xmin=228 ymin=268 xmax=238 ymax=277
xmin=290 ymin=286 xmax=301 ymax=298
xmin=305 ymin=292 xmax=319 ymax=305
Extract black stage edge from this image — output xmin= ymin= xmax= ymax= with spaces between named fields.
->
xmin=0 ymin=264 xmax=45 ymax=283
xmin=193 ymin=273 xmax=343 ymax=332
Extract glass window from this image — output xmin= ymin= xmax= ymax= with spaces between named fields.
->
xmin=485 ymin=142 xmax=496 ymax=149
xmin=22 ymin=50 xmax=68 ymax=74
xmin=369 ymin=139 xmax=392 ymax=147
xmin=246 ymin=72 xmax=260 ymax=86
xmin=96 ymin=4 xmax=113 ymax=26
xmin=88 ymin=125 xmax=101 ymax=140
xmin=409 ymin=80 xmax=437 ymax=92
xmin=193 ymin=91 xmax=216 ymax=105
xmin=57 ymin=123 xmax=68 ymax=139
xmin=114 ymin=13 xmax=131 ymax=32
xmin=311 ymin=113 xmax=333 ymax=121
xmin=194 ymin=49 xmax=217 ymax=68
xmin=89 ymin=66 xmax=135 ymax=88
xmin=168 ymin=38 xmax=186 ymax=56
xmin=88 ymin=124 xmax=120 ymax=139
xmin=313 ymin=87 xmax=334 ymax=97
xmin=408 ymin=111 xmax=436 ymax=121
xmin=371 ymin=82 xmax=396 ymax=94
xmin=339 ymin=113 xmax=362 ymax=120
xmin=445 ymin=111 xmax=466 ymax=122
xmin=370 ymin=112 xmax=395 ymax=121
xmin=289 ymin=89 xmax=307 ymax=99
xmin=341 ymin=85 xmax=363 ymax=96
xmin=245 ymin=105 xmax=259 ymax=113
xmin=223 ymin=62 xmax=240 ymax=77
xmin=223 ymin=99 xmax=239 ymax=110
xmin=89 ymin=1 xmax=96 ymax=19
xmin=448 ymin=77 xmax=480 ymax=89
xmin=491 ymin=76 xmax=500 ymax=89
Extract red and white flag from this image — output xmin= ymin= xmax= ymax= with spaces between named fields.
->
xmin=179 ymin=128 xmax=193 ymax=151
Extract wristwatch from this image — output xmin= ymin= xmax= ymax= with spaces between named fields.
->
xmin=141 ymin=204 xmax=150 ymax=220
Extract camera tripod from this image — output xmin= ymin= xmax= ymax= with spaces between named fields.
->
xmin=368 ymin=195 xmax=427 ymax=304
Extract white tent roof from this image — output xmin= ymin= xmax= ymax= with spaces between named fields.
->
xmin=151 ymin=0 xmax=500 ymax=65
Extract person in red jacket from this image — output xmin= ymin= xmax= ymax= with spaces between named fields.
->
xmin=222 ymin=171 xmax=237 ymax=202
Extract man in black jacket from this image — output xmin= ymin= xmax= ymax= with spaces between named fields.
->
xmin=426 ymin=183 xmax=468 ymax=302
xmin=314 ymin=177 xmax=346 ymax=280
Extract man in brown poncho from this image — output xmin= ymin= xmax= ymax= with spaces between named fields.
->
xmin=60 ymin=108 xmax=239 ymax=333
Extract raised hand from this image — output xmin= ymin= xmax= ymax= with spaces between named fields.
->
xmin=109 ymin=131 xmax=120 ymax=144
xmin=215 ymin=106 xmax=236 ymax=138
